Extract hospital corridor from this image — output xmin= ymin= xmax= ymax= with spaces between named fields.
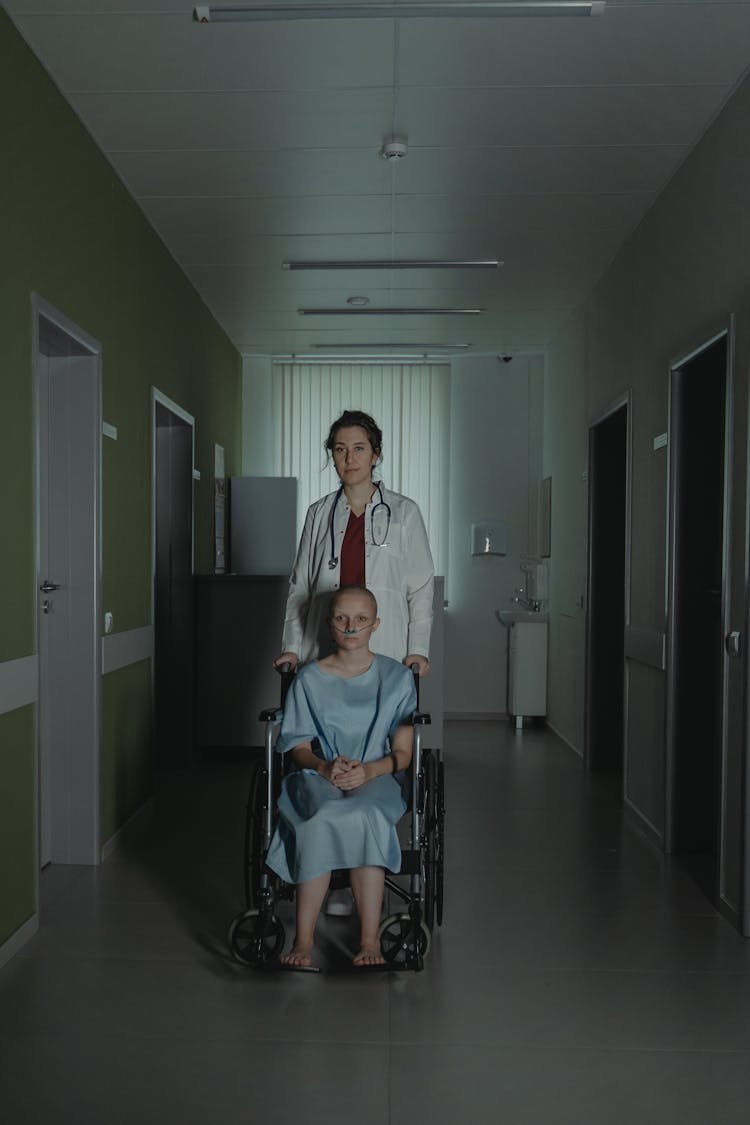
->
xmin=5 ymin=1 xmax=750 ymax=1120
xmin=3 ymin=719 xmax=750 ymax=1124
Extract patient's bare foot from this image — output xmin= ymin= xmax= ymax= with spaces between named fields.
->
xmin=353 ymin=943 xmax=385 ymax=967
xmin=281 ymin=943 xmax=313 ymax=967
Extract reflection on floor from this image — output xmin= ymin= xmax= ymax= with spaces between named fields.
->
xmin=2 ymin=721 xmax=750 ymax=1124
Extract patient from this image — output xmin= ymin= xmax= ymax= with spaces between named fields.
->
xmin=265 ymin=585 xmax=416 ymax=967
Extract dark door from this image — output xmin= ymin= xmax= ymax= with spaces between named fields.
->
xmin=585 ymin=404 xmax=628 ymax=774
xmin=669 ymin=336 xmax=727 ymax=902
xmin=154 ymin=402 xmax=194 ymax=763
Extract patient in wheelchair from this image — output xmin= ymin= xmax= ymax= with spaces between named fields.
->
xmin=265 ymin=585 xmax=417 ymax=967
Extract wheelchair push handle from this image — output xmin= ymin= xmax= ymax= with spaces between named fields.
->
xmin=409 ymin=663 xmax=431 ymax=725
xmin=410 ymin=663 xmax=420 ymax=709
xmin=260 ymin=662 xmax=295 ymax=721
xmin=277 ymin=661 xmax=295 ymax=708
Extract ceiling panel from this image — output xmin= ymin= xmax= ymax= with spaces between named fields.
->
xmin=394 ymin=191 xmax=655 ymax=233
xmin=190 ymin=244 xmax=619 ymax=304
xmin=8 ymin=0 xmax=192 ymax=10
xmin=8 ymin=0 xmax=749 ymax=356
xmin=398 ymin=6 xmax=750 ymax=87
xmin=233 ymin=313 xmax=575 ymax=353
xmin=395 ymin=145 xmax=690 ymax=195
xmin=114 ymin=144 xmax=689 ymax=203
xmin=188 ymin=266 xmax=594 ymax=308
xmin=139 ymin=195 xmax=393 ymax=238
xmin=228 ymin=309 xmax=576 ymax=352
xmin=68 ymin=89 xmax=394 ymax=150
xmin=114 ymin=148 xmax=392 ymax=197
xmin=159 ymin=220 xmax=626 ymax=270
xmin=10 ymin=13 xmax=397 ymax=90
xmin=398 ymin=84 xmax=727 ymax=148
xmin=139 ymin=195 xmax=633 ymax=254
xmin=13 ymin=6 xmax=750 ymax=91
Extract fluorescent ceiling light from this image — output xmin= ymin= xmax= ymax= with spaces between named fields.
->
xmin=283 ymin=259 xmax=501 ymax=270
xmin=276 ymin=354 xmax=455 ymax=361
xmin=311 ymin=342 xmax=471 ymax=348
xmin=195 ymin=3 xmax=605 ymax=22
xmin=298 ymin=307 xmax=484 ymax=315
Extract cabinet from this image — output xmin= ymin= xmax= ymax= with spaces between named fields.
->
xmin=195 ymin=575 xmax=290 ymax=748
xmin=507 ymin=621 xmax=548 ymax=728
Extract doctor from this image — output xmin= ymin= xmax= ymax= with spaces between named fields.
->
xmin=274 ymin=410 xmax=434 ymax=675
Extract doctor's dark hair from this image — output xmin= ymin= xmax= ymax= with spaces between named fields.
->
xmin=324 ymin=411 xmax=383 ymax=464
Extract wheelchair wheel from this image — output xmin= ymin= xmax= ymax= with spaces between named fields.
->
xmin=228 ymin=908 xmax=285 ymax=966
xmin=378 ymin=912 xmax=431 ymax=966
xmin=243 ymin=766 xmax=266 ymax=909
xmin=436 ymin=756 xmax=445 ymax=927
xmin=423 ymin=751 xmax=437 ymax=932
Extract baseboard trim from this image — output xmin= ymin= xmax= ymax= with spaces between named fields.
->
xmin=444 ymin=711 xmax=507 ymax=722
xmin=623 ymin=796 xmax=664 ymax=851
xmin=544 ymin=719 xmax=582 ymax=758
xmin=719 ymin=893 xmax=742 ymax=934
xmin=0 ymin=654 xmax=38 ymax=716
xmin=0 ymin=913 xmax=39 ymax=970
xmin=101 ymin=797 xmax=154 ymax=861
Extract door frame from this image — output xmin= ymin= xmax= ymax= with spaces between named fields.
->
xmin=32 ymin=294 xmax=103 ymax=872
xmin=584 ymin=391 xmax=632 ymax=780
xmin=150 ymin=390 xmax=196 ymax=760
xmin=150 ymin=387 xmax=196 ymax=633
xmin=664 ymin=319 xmax=734 ymax=899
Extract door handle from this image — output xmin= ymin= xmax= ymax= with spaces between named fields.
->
xmin=726 ymin=631 xmax=742 ymax=658
xmin=39 ymin=581 xmax=61 ymax=593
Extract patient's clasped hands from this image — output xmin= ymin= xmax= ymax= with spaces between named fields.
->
xmin=321 ymin=756 xmax=370 ymax=791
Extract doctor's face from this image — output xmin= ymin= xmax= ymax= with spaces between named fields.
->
xmin=332 ymin=426 xmax=379 ymax=488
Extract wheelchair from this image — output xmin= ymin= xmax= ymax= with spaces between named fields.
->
xmin=227 ymin=665 xmax=445 ymax=972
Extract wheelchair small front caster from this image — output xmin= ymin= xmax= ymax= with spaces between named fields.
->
xmin=378 ymin=912 xmax=431 ymax=968
xmin=228 ymin=908 xmax=285 ymax=966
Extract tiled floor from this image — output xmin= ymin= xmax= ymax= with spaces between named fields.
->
xmin=2 ymin=721 xmax=750 ymax=1123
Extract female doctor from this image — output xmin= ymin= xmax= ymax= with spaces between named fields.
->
xmin=274 ymin=410 xmax=434 ymax=675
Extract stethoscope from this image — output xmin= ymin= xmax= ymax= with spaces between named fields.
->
xmin=328 ymin=483 xmax=391 ymax=570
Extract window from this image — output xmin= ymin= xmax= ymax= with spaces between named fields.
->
xmin=273 ymin=362 xmax=450 ymax=576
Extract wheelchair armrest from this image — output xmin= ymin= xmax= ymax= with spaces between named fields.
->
xmin=412 ymin=711 xmax=431 ymax=726
xmin=259 ymin=706 xmax=284 ymax=722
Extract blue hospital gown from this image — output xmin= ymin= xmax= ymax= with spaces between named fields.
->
xmin=265 ymin=655 xmax=417 ymax=884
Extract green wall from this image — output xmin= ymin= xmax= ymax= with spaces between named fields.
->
xmin=0 ymin=11 xmax=242 ymax=947
xmin=0 ymin=707 xmax=36 ymax=944
xmin=102 ymin=661 xmax=153 ymax=844
xmin=544 ymin=65 xmax=750 ymax=923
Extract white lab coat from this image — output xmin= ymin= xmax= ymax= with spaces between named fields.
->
xmin=281 ymin=485 xmax=434 ymax=664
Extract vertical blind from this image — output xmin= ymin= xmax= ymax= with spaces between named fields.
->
xmin=272 ymin=362 xmax=450 ymax=577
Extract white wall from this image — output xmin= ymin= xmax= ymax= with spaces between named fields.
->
xmin=445 ymin=355 xmax=545 ymax=716
xmin=242 ymin=356 xmax=274 ymax=475
xmin=242 ymin=353 xmax=546 ymax=715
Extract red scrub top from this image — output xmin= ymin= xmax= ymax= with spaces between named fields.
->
xmin=340 ymin=510 xmax=366 ymax=587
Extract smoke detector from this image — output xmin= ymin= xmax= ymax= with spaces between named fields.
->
xmin=381 ymin=139 xmax=408 ymax=162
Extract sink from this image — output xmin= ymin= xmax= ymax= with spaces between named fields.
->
xmin=496 ymin=609 xmax=549 ymax=626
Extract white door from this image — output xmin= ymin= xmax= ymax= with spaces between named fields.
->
xmin=36 ymin=303 xmax=101 ymax=867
